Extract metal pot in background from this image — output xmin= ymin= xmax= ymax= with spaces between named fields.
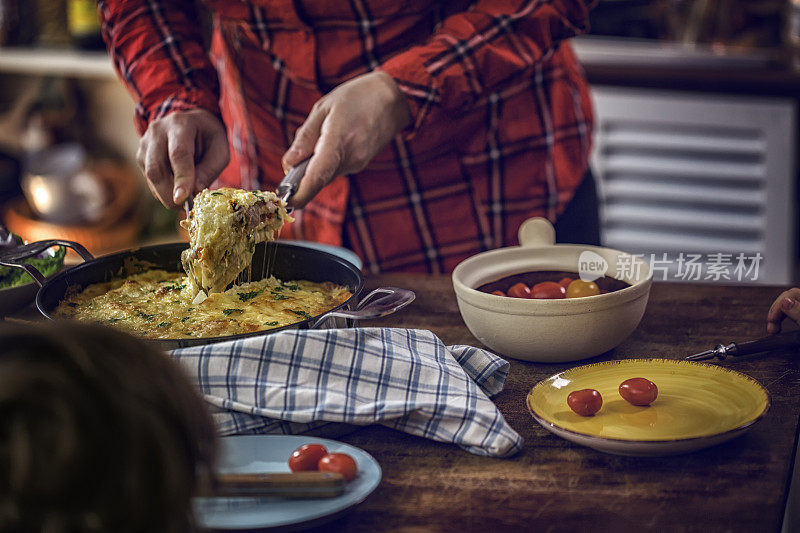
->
xmin=21 ymin=143 xmax=109 ymax=225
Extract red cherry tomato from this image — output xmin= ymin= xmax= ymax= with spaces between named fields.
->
xmin=318 ymin=453 xmax=358 ymax=482
xmin=288 ymin=444 xmax=328 ymax=472
xmin=619 ymin=378 xmax=658 ymax=406
xmin=558 ymin=277 xmax=574 ymax=290
xmin=565 ymin=279 xmax=600 ymax=298
xmin=491 ymin=290 xmax=506 ymax=297
xmin=567 ymin=389 xmax=603 ymax=416
xmin=507 ymin=283 xmax=532 ymax=299
xmin=531 ymin=281 xmax=566 ymax=299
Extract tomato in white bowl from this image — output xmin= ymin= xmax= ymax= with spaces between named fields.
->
xmin=451 ymin=218 xmax=652 ymax=362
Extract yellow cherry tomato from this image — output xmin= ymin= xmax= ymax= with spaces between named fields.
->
xmin=565 ymin=279 xmax=600 ymax=298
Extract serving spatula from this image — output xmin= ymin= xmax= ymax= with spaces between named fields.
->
xmin=182 ymin=156 xmax=309 ymax=219
xmin=276 ymin=158 xmax=310 ymax=213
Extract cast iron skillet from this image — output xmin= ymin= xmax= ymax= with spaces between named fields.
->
xmin=0 ymin=239 xmax=414 ymax=350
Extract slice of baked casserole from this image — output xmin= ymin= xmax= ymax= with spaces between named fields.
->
xmin=181 ymin=188 xmax=292 ymax=296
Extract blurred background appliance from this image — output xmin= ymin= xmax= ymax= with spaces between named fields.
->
xmin=590 ymin=88 xmax=796 ymax=285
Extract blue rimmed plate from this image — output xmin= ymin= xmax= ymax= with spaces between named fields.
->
xmin=283 ymin=240 xmax=362 ymax=270
xmin=194 ymin=435 xmax=381 ymax=530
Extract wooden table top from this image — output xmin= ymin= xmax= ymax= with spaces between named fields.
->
xmin=310 ymin=274 xmax=800 ymax=532
xmin=5 ymin=274 xmax=798 ymax=531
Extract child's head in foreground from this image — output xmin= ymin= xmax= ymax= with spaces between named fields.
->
xmin=0 ymin=322 xmax=216 ymax=532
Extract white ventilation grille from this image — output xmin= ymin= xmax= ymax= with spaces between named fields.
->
xmin=590 ymin=87 xmax=796 ymax=284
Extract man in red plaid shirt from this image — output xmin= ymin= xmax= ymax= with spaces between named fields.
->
xmin=100 ymin=0 xmax=596 ymax=273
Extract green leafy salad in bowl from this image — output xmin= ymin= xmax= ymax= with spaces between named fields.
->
xmin=0 ymin=232 xmax=66 ymax=316
xmin=0 ymin=234 xmax=66 ymax=289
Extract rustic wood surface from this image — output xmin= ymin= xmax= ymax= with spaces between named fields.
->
xmin=5 ymin=274 xmax=799 ymax=531
xmin=305 ymin=275 xmax=800 ymax=533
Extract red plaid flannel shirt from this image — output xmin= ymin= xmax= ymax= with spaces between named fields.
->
xmin=100 ymin=0 xmax=595 ymax=273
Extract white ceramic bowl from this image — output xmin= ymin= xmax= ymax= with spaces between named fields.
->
xmin=451 ymin=218 xmax=652 ymax=362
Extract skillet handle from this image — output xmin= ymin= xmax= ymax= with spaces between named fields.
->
xmin=0 ymin=239 xmax=93 ymax=287
xmin=310 ymin=287 xmax=415 ymax=328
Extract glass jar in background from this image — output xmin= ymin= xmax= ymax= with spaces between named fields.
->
xmin=0 ymin=0 xmax=17 ymax=45
xmin=67 ymin=0 xmax=103 ymax=50
xmin=0 ymin=0 xmax=36 ymax=46
xmin=786 ymin=0 xmax=800 ymax=68
xmin=35 ymin=0 xmax=70 ymax=47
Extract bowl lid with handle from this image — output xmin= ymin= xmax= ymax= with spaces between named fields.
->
xmin=518 ymin=217 xmax=556 ymax=247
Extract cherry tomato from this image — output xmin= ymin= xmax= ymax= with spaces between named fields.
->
xmin=619 ymin=378 xmax=658 ymax=406
xmin=288 ymin=444 xmax=328 ymax=472
xmin=567 ymin=389 xmax=603 ymax=416
xmin=491 ymin=290 xmax=506 ymax=297
xmin=565 ymin=279 xmax=601 ymax=298
xmin=531 ymin=281 xmax=566 ymax=299
xmin=318 ymin=453 xmax=358 ymax=481
xmin=558 ymin=277 xmax=574 ymax=290
xmin=507 ymin=282 xmax=532 ymax=299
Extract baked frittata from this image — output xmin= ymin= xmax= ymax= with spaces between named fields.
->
xmin=53 ymin=269 xmax=351 ymax=339
xmin=181 ymin=188 xmax=292 ymax=296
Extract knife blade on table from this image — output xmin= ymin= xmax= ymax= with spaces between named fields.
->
xmin=685 ymin=330 xmax=800 ymax=361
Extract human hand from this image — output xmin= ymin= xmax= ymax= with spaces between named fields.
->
xmin=281 ymin=71 xmax=412 ymax=208
xmin=766 ymin=288 xmax=800 ymax=334
xmin=136 ymin=109 xmax=230 ymax=208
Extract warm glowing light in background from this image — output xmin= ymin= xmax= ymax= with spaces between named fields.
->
xmin=27 ymin=176 xmax=52 ymax=213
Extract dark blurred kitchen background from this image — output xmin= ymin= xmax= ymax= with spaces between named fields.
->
xmin=0 ymin=0 xmax=183 ymax=263
xmin=0 ymin=0 xmax=799 ymax=283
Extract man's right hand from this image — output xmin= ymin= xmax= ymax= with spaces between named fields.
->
xmin=136 ymin=109 xmax=230 ymax=208
xmin=767 ymin=288 xmax=800 ymax=334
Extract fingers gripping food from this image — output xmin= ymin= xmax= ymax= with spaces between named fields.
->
xmin=181 ymin=188 xmax=293 ymax=296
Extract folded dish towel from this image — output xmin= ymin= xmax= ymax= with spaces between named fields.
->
xmin=170 ymin=328 xmax=523 ymax=457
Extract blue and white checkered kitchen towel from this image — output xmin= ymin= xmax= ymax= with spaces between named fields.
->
xmin=170 ymin=328 xmax=523 ymax=457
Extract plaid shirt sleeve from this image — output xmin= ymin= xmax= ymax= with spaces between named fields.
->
xmin=380 ymin=0 xmax=595 ymax=137
xmin=98 ymin=0 xmax=220 ymax=135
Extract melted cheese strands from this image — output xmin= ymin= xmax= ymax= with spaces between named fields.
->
xmin=180 ymin=188 xmax=293 ymax=296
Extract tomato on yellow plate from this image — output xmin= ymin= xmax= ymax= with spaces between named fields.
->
xmin=527 ymin=359 xmax=769 ymax=456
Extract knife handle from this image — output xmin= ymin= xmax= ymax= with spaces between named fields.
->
xmin=732 ymin=329 xmax=800 ymax=357
xmin=214 ymin=471 xmax=346 ymax=499
xmin=276 ymin=157 xmax=310 ymax=206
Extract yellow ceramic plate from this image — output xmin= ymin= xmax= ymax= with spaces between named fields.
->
xmin=527 ymin=359 xmax=769 ymax=456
